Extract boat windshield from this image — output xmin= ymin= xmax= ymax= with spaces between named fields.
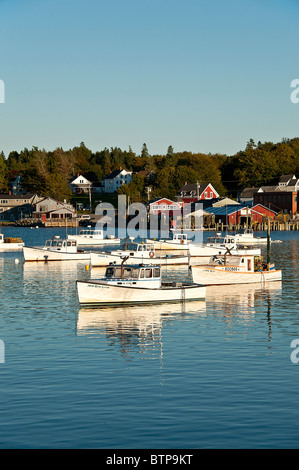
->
xmin=105 ymin=266 xmax=160 ymax=279
xmin=79 ymin=230 xmax=103 ymax=236
xmin=207 ymin=237 xmax=225 ymax=244
xmin=105 ymin=266 xmax=140 ymax=279
xmin=173 ymin=233 xmax=187 ymax=240
xmin=140 ymin=267 xmax=161 ymax=278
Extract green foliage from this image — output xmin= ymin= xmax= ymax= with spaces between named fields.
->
xmin=0 ymin=152 xmax=8 ymax=192
xmin=1 ymin=137 xmax=299 ymax=204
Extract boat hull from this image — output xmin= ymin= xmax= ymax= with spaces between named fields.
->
xmin=234 ymin=236 xmax=268 ymax=245
xmin=90 ymin=252 xmax=189 ymax=266
xmin=191 ymin=265 xmax=282 ymax=285
xmin=67 ymin=235 xmax=120 ymax=246
xmin=76 ymin=280 xmax=206 ymax=307
xmin=23 ymin=246 xmax=91 ymax=262
xmin=145 ymin=239 xmax=189 ymax=250
xmin=0 ymin=242 xmax=24 ymax=251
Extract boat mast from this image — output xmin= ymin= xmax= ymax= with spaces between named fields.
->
xmin=266 ymin=218 xmax=271 ymax=268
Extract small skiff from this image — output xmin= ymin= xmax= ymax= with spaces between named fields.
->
xmin=0 ymin=233 xmax=24 ymax=251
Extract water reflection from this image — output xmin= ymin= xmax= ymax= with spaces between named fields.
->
xmin=206 ymin=281 xmax=282 ymax=344
xmin=206 ymin=282 xmax=282 ymax=311
xmin=77 ymin=301 xmax=206 ymax=359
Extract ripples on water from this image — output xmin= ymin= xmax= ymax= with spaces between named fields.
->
xmin=0 ymin=228 xmax=299 ymax=448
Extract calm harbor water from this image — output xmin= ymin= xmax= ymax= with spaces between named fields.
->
xmin=0 ymin=227 xmax=299 ymax=449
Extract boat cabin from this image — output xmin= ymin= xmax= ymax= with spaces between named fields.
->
xmin=206 ymin=235 xmax=236 ymax=246
xmin=104 ymin=264 xmax=162 ymax=288
xmin=171 ymin=233 xmax=188 ymax=242
xmin=44 ymin=236 xmax=79 ymax=253
xmin=77 ymin=229 xmax=104 ymax=239
xmin=209 ymin=254 xmax=273 ymax=272
xmin=119 ymin=241 xmax=155 ymax=255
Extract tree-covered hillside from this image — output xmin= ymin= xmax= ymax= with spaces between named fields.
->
xmin=1 ymin=138 xmax=299 ymax=203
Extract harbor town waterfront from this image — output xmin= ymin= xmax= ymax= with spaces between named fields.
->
xmin=0 ymin=226 xmax=298 ymax=448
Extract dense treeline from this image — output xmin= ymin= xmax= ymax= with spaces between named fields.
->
xmin=1 ymin=138 xmax=299 ymax=203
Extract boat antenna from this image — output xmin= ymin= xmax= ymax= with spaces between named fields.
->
xmin=266 ymin=217 xmax=271 ymax=269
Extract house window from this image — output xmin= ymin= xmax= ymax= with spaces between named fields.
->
xmin=204 ymin=192 xmax=208 ymax=198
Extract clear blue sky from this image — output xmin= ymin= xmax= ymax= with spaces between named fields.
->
xmin=1 ymin=0 xmax=299 ymax=157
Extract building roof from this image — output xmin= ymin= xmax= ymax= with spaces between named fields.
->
xmin=239 ymin=187 xmax=258 ymax=198
xmin=0 ymin=193 xmax=36 ymax=200
xmin=279 ymin=174 xmax=296 ymax=183
xmin=286 ymin=178 xmax=299 ymax=186
xmin=213 ymin=197 xmax=240 ymax=207
xmin=103 ymin=169 xmax=132 ymax=180
xmin=258 ymin=185 xmax=281 ymax=192
xmin=149 ymin=197 xmax=178 ymax=205
xmin=204 ymin=205 xmax=247 ymax=216
xmin=178 ymin=182 xmax=210 ymax=195
xmin=70 ymin=175 xmax=92 ymax=185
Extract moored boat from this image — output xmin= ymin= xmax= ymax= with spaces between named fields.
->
xmin=90 ymin=240 xmax=189 ymax=267
xmin=230 ymin=228 xmax=270 ymax=245
xmin=0 ymin=233 xmax=24 ymax=251
xmin=67 ymin=227 xmax=120 ymax=245
xmin=76 ymin=261 xmax=206 ymax=307
xmin=189 ymin=234 xmax=261 ymax=263
xmin=23 ymin=236 xmax=91 ymax=262
xmin=190 ymin=254 xmax=282 ymax=285
xmin=145 ymin=232 xmax=191 ymax=250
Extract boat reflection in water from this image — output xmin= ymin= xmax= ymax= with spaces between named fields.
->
xmin=205 ymin=281 xmax=282 ymax=310
xmin=205 ymin=281 xmax=282 ymax=344
xmin=77 ymin=300 xmax=206 ymax=359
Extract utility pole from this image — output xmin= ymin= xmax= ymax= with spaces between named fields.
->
xmin=88 ymin=184 xmax=92 ymax=213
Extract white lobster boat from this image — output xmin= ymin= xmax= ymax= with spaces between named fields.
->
xmin=67 ymin=228 xmax=120 ymax=245
xmin=190 ymin=254 xmax=282 ymax=285
xmin=0 ymin=233 xmax=24 ymax=251
xmin=77 ymin=262 xmax=206 ymax=307
xmin=145 ymin=233 xmax=191 ymax=250
xmin=23 ymin=236 xmax=91 ymax=262
xmin=90 ymin=240 xmax=189 ymax=267
xmin=189 ymin=234 xmax=261 ymax=263
xmin=230 ymin=228 xmax=270 ymax=245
